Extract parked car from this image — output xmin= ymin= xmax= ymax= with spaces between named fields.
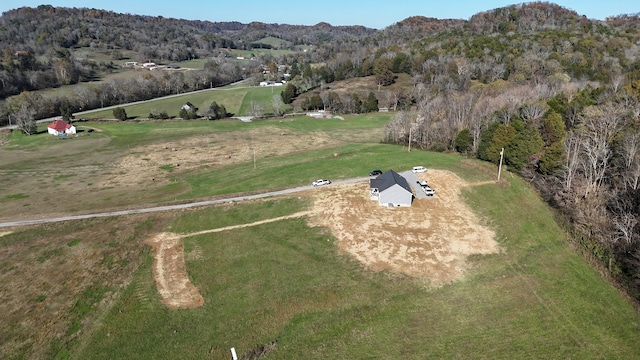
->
xmin=422 ymin=185 xmax=436 ymax=196
xmin=312 ymin=179 xmax=331 ymax=187
xmin=412 ymin=166 xmax=427 ymax=173
xmin=416 ymin=180 xmax=428 ymax=187
xmin=369 ymin=169 xmax=383 ymax=176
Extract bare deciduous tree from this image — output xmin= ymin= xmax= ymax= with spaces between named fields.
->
xmin=250 ymin=100 xmax=264 ymax=117
xmin=14 ymin=103 xmax=36 ymax=135
xmin=271 ymin=95 xmax=284 ymax=116
xmin=562 ymin=131 xmax=581 ymax=190
xmin=613 ymin=213 xmax=639 ymax=248
xmin=519 ymin=102 xmax=548 ymax=124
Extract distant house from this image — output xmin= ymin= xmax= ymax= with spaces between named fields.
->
xmin=369 ymin=170 xmax=413 ymax=207
xmin=181 ymin=102 xmax=195 ymax=111
xmin=142 ymin=62 xmax=156 ymax=68
xmin=259 ymin=81 xmax=285 ymax=87
xmin=306 ymin=110 xmax=327 ymax=119
xmin=47 ymin=119 xmax=76 ymax=136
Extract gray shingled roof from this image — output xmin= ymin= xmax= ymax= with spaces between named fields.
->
xmin=369 ymin=170 xmax=412 ymax=193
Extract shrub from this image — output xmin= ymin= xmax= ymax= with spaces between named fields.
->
xmin=112 ymin=107 xmax=127 ymax=121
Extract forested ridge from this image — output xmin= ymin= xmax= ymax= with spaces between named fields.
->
xmin=2 ymin=2 xmax=640 ymax=303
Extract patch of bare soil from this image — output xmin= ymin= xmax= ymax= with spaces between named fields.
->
xmin=146 ymin=233 xmax=204 ymax=309
xmin=308 ymin=169 xmax=500 ymax=286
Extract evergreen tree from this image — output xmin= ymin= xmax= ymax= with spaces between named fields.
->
xmin=486 ymin=123 xmax=516 ymax=164
xmin=373 ymin=57 xmax=395 ymax=86
xmin=290 ymin=62 xmax=300 ymax=78
xmin=309 ymin=95 xmax=323 ymax=110
xmin=541 ymin=110 xmax=566 ymax=146
xmin=113 ymin=107 xmax=127 ymax=121
xmin=455 ymin=128 xmax=473 ymax=154
xmin=281 ymin=83 xmax=297 ymax=104
xmin=477 ymin=121 xmax=501 ymax=161
xmin=302 ymin=64 xmax=313 ymax=79
xmin=204 ymin=101 xmax=227 ymax=120
xmin=538 ymin=141 xmax=564 ymax=175
xmin=505 ymin=120 xmax=544 ymax=170
xmin=351 ymin=93 xmax=362 ymax=114
xmin=363 ymin=92 xmax=378 ymax=113
xmin=59 ymin=100 xmax=73 ymax=122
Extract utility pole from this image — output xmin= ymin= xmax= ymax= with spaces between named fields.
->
xmin=497 ymin=148 xmax=504 ymax=181
xmin=408 ymin=127 xmax=412 ymax=152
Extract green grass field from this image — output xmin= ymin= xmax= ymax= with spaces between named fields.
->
xmin=76 ymin=175 xmax=640 ymax=359
xmin=2 ymin=116 xmax=640 ymax=359
xmin=81 ymin=85 xmax=284 ymax=119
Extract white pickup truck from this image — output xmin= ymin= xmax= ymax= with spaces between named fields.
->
xmin=416 ymin=180 xmax=435 ymax=196
xmin=312 ymin=179 xmax=331 ymax=187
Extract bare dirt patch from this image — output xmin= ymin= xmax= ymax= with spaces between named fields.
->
xmin=146 ymin=232 xmax=204 ymax=309
xmin=308 ymin=169 xmax=500 ymax=286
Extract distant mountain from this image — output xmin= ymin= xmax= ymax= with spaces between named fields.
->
xmin=0 ymin=5 xmax=377 ymax=54
xmin=393 ymin=16 xmax=465 ymax=34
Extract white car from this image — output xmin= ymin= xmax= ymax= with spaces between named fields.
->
xmin=422 ymin=185 xmax=436 ymax=196
xmin=412 ymin=166 xmax=427 ymax=173
xmin=312 ymin=179 xmax=331 ymax=187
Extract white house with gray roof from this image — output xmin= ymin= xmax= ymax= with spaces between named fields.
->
xmin=369 ymin=170 xmax=413 ymax=207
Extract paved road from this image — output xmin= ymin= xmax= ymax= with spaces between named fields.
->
xmin=0 ymin=177 xmax=371 ymax=228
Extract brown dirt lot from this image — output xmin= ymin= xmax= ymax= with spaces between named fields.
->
xmin=309 ymin=170 xmax=500 ymax=286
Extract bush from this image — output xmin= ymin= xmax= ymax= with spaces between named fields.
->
xmin=205 ymin=102 xmax=227 ymax=120
xmin=179 ymin=108 xmax=199 ymax=120
xmin=113 ymin=107 xmax=127 ymax=121
xmin=149 ymin=110 xmax=169 ymax=120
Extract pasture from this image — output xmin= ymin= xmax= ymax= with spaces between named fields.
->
xmin=0 ymin=115 xmax=639 ymax=359
xmin=80 ymin=85 xmax=285 ymax=119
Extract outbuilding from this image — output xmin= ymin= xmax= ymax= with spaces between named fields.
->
xmin=47 ymin=119 xmax=76 ymax=136
xmin=369 ymin=170 xmax=413 ymax=207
